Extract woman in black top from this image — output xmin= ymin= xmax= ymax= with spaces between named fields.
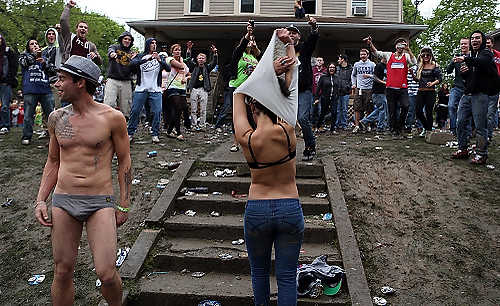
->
xmin=314 ymin=63 xmax=338 ymax=132
xmin=413 ymin=47 xmax=442 ymax=137
xmin=436 ymin=83 xmax=449 ymax=129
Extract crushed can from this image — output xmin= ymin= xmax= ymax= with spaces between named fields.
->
xmin=147 ymin=151 xmax=157 ymax=158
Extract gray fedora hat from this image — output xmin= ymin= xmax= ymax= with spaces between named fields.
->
xmin=59 ymin=55 xmax=101 ymax=85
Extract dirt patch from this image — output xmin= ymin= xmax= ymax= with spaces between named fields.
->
xmin=316 ymin=131 xmax=500 ymax=305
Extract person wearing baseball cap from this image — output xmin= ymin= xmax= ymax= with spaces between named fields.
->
xmin=35 ymin=55 xmax=131 ymax=306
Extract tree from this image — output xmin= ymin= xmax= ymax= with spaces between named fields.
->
xmin=0 ymin=0 xmax=124 ymax=72
xmin=419 ymin=0 xmax=499 ymax=69
xmin=403 ymin=0 xmax=425 ymax=53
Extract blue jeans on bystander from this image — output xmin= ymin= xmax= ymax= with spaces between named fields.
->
xmin=0 ymin=84 xmax=12 ymax=129
xmin=298 ymin=90 xmax=315 ymax=150
xmin=487 ymin=94 xmax=499 ymax=140
xmin=244 ymin=198 xmax=304 ymax=306
xmin=336 ymin=94 xmax=349 ymax=129
xmin=361 ymin=93 xmax=387 ymax=131
xmin=457 ymin=93 xmax=489 ymax=157
xmin=22 ymin=93 xmax=54 ymax=140
xmin=128 ymin=91 xmax=162 ymax=137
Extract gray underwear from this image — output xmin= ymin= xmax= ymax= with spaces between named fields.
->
xmin=52 ymin=194 xmax=115 ymax=222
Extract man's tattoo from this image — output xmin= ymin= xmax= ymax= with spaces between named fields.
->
xmin=55 ymin=106 xmax=75 ymax=139
xmin=124 ymin=168 xmax=132 ymax=200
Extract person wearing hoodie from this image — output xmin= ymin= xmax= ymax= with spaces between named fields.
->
xmin=104 ymin=31 xmax=136 ymax=119
xmin=314 ymin=63 xmax=338 ymax=132
xmin=287 ymin=16 xmax=319 ymax=161
xmin=0 ymin=33 xmax=19 ymax=134
xmin=335 ymin=54 xmax=352 ymax=130
xmin=59 ymin=0 xmax=102 ymax=65
xmin=19 ymin=39 xmax=54 ymax=145
xmin=127 ymin=38 xmax=170 ymax=143
xmin=351 ymin=48 xmax=375 ymax=133
xmin=451 ymin=31 xmax=499 ymax=164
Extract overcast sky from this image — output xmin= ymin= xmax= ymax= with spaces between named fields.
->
xmin=78 ymin=0 xmax=440 ymax=24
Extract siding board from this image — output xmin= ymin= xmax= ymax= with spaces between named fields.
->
xmin=260 ymin=0 xmax=295 ymax=16
xmin=372 ymin=0 xmax=400 ymax=22
xmin=211 ymin=0 xmax=234 ymax=14
xmin=157 ymin=0 xmax=184 ymax=18
xmin=322 ymin=0 xmax=347 ymax=18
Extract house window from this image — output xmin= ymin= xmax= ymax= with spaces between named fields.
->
xmin=351 ymin=0 xmax=367 ymax=16
xmin=190 ymin=0 xmax=204 ymax=13
xmin=302 ymin=0 xmax=316 ymax=15
xmin=241 ymin=0 xmax=254 ymax=13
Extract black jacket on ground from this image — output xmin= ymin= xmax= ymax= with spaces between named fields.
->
xmin=296 ymin=30 xmax=319 ymax=93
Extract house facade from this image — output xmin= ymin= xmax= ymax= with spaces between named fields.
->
xmin=128 ymin=0 xmax=426 ymax=120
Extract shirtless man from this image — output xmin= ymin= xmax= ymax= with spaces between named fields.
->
xmin=34 ymin=55 xmax=131 ymax=306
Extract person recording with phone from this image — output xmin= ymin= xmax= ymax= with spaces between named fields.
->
xmin=18 ymin=39 xmax=55 ymax=145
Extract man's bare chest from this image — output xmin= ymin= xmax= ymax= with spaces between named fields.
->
xmin=55 ymin=114 xmax=111 ymax=149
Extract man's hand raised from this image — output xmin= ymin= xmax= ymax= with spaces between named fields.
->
xmin=68 ymin=0 xmax=76 ymax=8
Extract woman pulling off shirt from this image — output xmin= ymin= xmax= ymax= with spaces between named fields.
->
xmin=233 ymin=28 xmax=303 ymax=306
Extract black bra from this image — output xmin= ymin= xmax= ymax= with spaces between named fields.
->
xmin=247 ymin=123 xmax=296 ymax=169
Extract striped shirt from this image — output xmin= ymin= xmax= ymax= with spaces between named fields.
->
xmin=407 ymin=66 xmax=419 ymax=96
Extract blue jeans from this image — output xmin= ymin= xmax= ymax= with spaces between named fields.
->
xmin=0 ymin=84 xmax=12 ymax=129
xmin=405 ymin=94 xmax=423 ymax=129
xmin=298 ymin=90 xmax=315 ymax=149
xmin=361 ymin=93 xmax=387 ymax=131
xmin=128 ymin=91 xmax=162 ymax=136
xmin=487 ymin=94 xmax=499 ymax=139
xmin=244 ymin=198 xmax=304 ymax=306
xmin=448 ymin=87 xmax=464 ymax=134
xmin=335 ymin=94 xmax=349 ymax=129
xmin=23 ymin=93 xmax=54 ymax=140
xmin=457 ymin=94 xmax=489 ymax=156
xmin=214 ymin=87 xmax=235 ymax=129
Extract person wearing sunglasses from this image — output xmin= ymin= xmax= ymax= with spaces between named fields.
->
xmin=411 ymin=47 xmax=442 ymax=137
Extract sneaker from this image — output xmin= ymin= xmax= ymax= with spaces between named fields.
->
xmin=359 ymin=121 xmax=367 ymax=131
xmin=470 ymin=154 xmax=487 ymax=165
xmin=0 ymin=127 xmax=8 ymax=134
xmin=419 ymin=130 xmax=426 ymax=138
xmin=176 ymin=134 xmax=185 ymax=141
xmin=451 ymin=149 xmax=470 ymax=159
xmin=152 ymin=136 xmax=160 ymax=143
xmin=21 ymin=139 xmax=30 ymax=145
xmin=230 ymin=144 xmax=239 ymax=152
xmin=38 ymin=130 xmax=49 ymax=139
xmin=302 ymin=148 xmax=314 ymax=161
xmin=352 ymin=125 xmax=360 ymax=133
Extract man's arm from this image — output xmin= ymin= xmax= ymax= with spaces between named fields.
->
xmin=19 ymin=52 xmax=35 ymax=68
xmin=35 ymin=111 xmax=62 ymax=227
xmin=351 ymin=63 xmax=357 ymax=88
xmin=446 ymin=60 xmax=455 ymax=74
xmin=301 ymin=30 xmax=319 ymax=59
xmin=111 ymin=111 xmax=132 ymax=226
xmin=59 ymin=2 xmax=73 ymax=50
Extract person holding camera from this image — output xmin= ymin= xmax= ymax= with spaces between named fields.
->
xmin=19 ymin=39 xmax=55 ymax=145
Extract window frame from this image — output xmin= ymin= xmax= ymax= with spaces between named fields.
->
xmin=184 ymin=0 xmax=209 ymax=15
xmin=234 ymin=0 xmax=261 ymax=15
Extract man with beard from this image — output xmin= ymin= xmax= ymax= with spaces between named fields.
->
xmin=60 ymin=0 xmax=102 ymax=65
xmin=0 ymin=33 xmax=19 ymax=134
xmin=446 ymin=38 xmax=470 ymax=136
xmin=104 ymin=32 xmax=137 ymax=119
xmin=34 ymin=55 xmax=130 ymax=306
xmin=287 ymin=16 xmax=319 ymax=161
xmin=452 ymin=31 xmax=499 ymax=164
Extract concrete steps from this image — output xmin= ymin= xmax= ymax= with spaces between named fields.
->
xmin=152 ymin=237 xmax=342 ymax=275
xmin=184 ymin=176 xmax=327 ymax=196
xmin=163 ymin=213 xmax=335 ymax=244
xmin=175 ymin=194 xmax=330 ymax=215
xmin=134 ymin=272 xmax=350 ymax=306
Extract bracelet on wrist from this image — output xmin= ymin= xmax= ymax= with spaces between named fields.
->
xmin=34 ymin=200 xmax=46 ymax=208
xmin=116 ymin=205 xmax=130 ymax=213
